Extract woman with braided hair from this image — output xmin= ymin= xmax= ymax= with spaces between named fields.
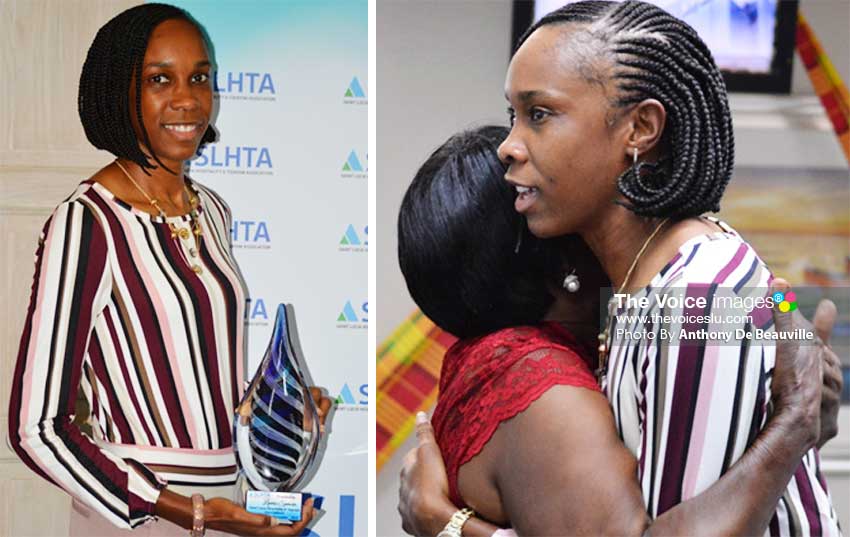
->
xmin=397 ymin=1 xmax=842 ymax=536
xmin=7 ymin=4 xmax=330 ymax=536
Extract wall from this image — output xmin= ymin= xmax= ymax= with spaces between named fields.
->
xmin=0 ymin=2 xmax=138 ymax=535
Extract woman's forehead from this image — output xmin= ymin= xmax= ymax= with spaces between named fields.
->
xmin=144 ymin=18 xmax=208 ymax=61
xmin=506 ymin=25 xmax=612 ymax=101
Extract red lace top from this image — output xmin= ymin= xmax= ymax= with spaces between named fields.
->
xmin=431 ymin=322 xmax=600 ymax=507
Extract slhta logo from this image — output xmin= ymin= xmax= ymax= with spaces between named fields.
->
xmin=341 ymin=150 xmax=367 ymax=179
xmin=214 ymin=71 xmax=276 ymax=95
xmin=343 ymin=76 xmax=367 ymax=105
xmin=339 ymin=225 xmax=367 ymax=252
xmin=337 ymin=301 xmax=367 ymax=327
xmin=231 ymin=220 xmax=271 ymax=249
xmin=245 ymin=298 xmax=269 ymax=323
xmin=343 ymin=150 xmax=364 ymax=172
xmin=335 ymin=383 xmax=368 ymax=406
xmin=194 ymin=146 xmax=273 ymax=172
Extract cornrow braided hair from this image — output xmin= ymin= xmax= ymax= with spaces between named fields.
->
xmin=518 ymin=0 xmax=734 ymax=218
xmin=78 ymin=3 xmax=216 ymax=175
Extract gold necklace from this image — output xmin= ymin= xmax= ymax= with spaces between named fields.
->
xmin=114 ymin=160 xmax=204 ymax=274
xmin=596 ymin=217 xmax=670 ymax=383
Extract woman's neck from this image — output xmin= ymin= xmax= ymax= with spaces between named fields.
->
xmin=581 ymin=208 xmax=722 ymax=293
xmin=580 ymin=206 xmax=667 ymax=291
xmin=117 ymin=157 xmax=186 ymax=205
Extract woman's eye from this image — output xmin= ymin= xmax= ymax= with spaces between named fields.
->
xmin=149 ymin=74 xmax=169 ymax=84
xmin=507 ymin=108 xmax=516 ymax=127
xmin=193 ymin=73 xmax=210 ymax=84
xmin=529 ymin=108 xmax=549 ymax=122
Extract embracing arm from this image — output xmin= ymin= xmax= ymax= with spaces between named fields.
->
xmin=399 ymin=284 xmax=828 ymax=536
xmin=494 ymin=347 xmax=817 ymax=537
xmin=499 ymin=282 xmax=821 ymax=536
xmin=399 ymin=415 xmax=501 ymax=537
xmin=404 ymin=348 xmax=814 ymax=537
xmin=810 ymin=300 xmax=842 ymax=449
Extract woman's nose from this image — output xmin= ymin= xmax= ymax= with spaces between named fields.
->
xmin=497 ymin=131 xmax=528 ymax=165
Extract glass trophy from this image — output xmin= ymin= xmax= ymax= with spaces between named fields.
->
xmin=234 ymin=303 xmax=323 ymax=522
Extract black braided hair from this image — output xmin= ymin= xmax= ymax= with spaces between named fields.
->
xmin=517 ymin=0 xmax=735 ymax=218
xmin=78 ymin=3 xmax=216 ymax=174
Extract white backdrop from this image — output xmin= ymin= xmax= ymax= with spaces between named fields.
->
xmin=167 ymin=2 xmax=367 ymax=535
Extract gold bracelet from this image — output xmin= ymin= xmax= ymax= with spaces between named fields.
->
xmin=436 ymin=507 xmax=475 ymax=537
xmin=190 ymin=493 xmax=205 ymax=537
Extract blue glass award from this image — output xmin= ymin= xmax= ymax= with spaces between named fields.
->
xmin=234 ymin=304 xmax=323 ymax=522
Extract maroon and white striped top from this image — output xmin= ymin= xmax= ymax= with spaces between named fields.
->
xmin=605 ymin=218 xmax=841 ymax=536
xmin=8 ymin=178 xmax=246 ymax=529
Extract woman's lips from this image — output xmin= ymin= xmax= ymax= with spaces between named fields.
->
xmin=514 ymin=184 xmax=539 ymax=213
xmin=162 ymin=123 xmax=203 ymax=141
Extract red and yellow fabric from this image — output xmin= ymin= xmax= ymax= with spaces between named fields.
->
xmin=376 ymin=310 xmax=456 ymax=471
xmin=796 ymin=12 xmax=850 ymax=164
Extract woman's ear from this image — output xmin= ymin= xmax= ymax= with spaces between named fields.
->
xmin=624 ymin=98 xmax=667 ymax=158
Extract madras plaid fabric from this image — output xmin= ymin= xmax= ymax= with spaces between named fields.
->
xmin=377 ymin=310 xmax=456 ymax=471
xmin=797 ymin=12 xmax=850 ymax=164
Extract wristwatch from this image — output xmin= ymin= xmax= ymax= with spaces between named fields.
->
xmin=436 ymin=508 xmax=475 ymax=537
xmin=190 ymin=493 xmax=205 ymax=537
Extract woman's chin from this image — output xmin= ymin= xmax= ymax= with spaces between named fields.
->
xmin=526 ymin=218 xmax=567 ymax=239
xmin=147 ymin=150 xmax=197 ymax=169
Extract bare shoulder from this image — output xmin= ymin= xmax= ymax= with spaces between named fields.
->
xmin=458 ymin=383 xmax=611 ymax=526
xmin=655 ymin=217 xmax=721 ymax=263
xmin=490 ymin=385 xmax=642 ymax=535
xmin=88 ymin=163 xmax=140 ymax=203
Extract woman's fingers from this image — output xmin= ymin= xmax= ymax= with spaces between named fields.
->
xmin=309 ymin=386 xmax=333 ymax=426
xmin=823 ymin=347 xmax=842 ymax=389
xmin=770 ymin=279 xmax=794 ymax=335
xmin=234 ymin=504 xmax=275 ymax=527
xmin=414 ymin=411 xmax=436 ymax=447
xmin=268 ymin=498 xmax=315 ymax=536
xmin=310 ymin=386 xmax=323 ymax=407
xmin=206 ymin=496 xmax=316 ymax=536
xmin=813 ymin=299 xmax=837 ymax=346
xmin=318 ymin=396 xmax=333 ymax=422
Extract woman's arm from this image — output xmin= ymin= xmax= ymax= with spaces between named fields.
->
xmin=399 ymin=414 xmax=501 ymax=537
xmin=153 ymin=386 xmax=331 ymax=536
xmin=494 ymin=330 xmax=819 ymax=536
xmin=403 ymin=345 xmax=815 ymax=536
xmin=808 ymin=299 xmax=842 ymax=448
xmin=7 ymin=202 xmax=165 ymax=529
xmin=398 ymin=282 xmax=828 ymax=536
xmin=155 ymin=489 xmax=315 ymax=536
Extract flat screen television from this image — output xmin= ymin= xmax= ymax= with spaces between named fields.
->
xmin=512 ymin=0 xmax=799 ymax=93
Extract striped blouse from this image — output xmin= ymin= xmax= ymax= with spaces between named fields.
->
xmin=7 ymin=178 xmax=246 ymax=529
xmin=605 ymin=219 xmax=841 ymax=536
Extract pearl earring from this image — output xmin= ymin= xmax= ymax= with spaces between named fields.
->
xmin=563 ymin=269 xmax=580 ymax=293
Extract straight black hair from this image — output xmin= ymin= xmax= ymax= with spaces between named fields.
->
xmin=398 ymin=126 xmax=568 ymax=339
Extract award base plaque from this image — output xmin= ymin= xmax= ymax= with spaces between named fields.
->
xmin=233 ymin=304 xmax=324 ymax=523
xmin=243 ymin=490 xmax=325 ymax=521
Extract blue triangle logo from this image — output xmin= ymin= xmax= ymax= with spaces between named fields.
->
xmin=338 ymin=384 xmax=356 ymax=405
xmin=344 ymin=224 xmax=361 ymax=245
xmin=348 ymin=77 xmax=365 ymax=98
xmin=346 ymin=150 xmax=363 ymax=172
xmin=340 ymin=300 xmax=358 ymax=322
